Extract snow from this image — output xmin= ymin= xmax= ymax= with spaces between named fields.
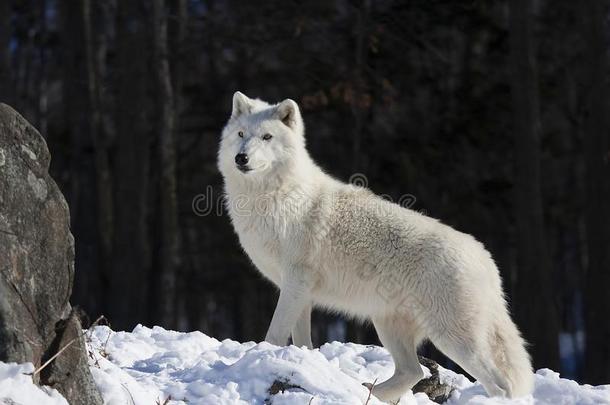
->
xmin=0 ymin=362 xmax=68 ymax=405
xmin=1 ymin=325 xmax=609 ymax=404
xmin=440 ymin=368 xmax=610 ymax=405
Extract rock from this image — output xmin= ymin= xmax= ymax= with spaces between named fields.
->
xmin=41 ymin=311 xmax=103 ymax=404
xmin=0 ymin=103 xmax=102 ymax=405
xmin=267 ymin=378 xmax=306 ymax=396
xmin=413 ymin=356 xmax=454 ymax=403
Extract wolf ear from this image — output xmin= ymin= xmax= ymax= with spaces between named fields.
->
xmin=275 ymin=99 xmax=301 ymax=131
xmin=231 ymin=91 xmax=252 ymax=119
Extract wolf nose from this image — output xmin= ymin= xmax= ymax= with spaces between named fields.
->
xmin=235 ymin=153 xmax=249 ymax=166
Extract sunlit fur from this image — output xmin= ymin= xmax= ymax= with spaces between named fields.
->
xmin=218 ymin=92 xmax=534 ymax=402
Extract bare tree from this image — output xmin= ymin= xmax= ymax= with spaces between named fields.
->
xmin=0 ymin=0 xmax=12 ymax=104
xmin=170 ymin=0 xmax=188 ymax=328
xmin=350 ymin=0 xmax=370 ymax=172
xmin=509 ymin=0 xmax=560 ymax=370
xmin=583 ymin=0 xmax=610 ymax=385
xmin=82 ymin=0 xmax=114 ymax=312
xmin=37 ymin=0 xmax=47 ymax=137
xmin=152 ymin=0 xmax=179 ymax=328
xmin=59 ymin=0 xmax=102 ymax=315
xmin=111 ymin=0 xmax=152 ymax=329
xmin=170 ymin=0 xmax=187 ymax=103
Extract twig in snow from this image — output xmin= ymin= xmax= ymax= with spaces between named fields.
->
xmin=156 ymin=395 xmax=172 ymax=405
xmin=364 ymin=378 xmax=377 ymax=405
xmin=120 ymin=382 xmax=136 ymax=405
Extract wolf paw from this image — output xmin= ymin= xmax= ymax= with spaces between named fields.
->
xmin=362 ymin=381 xmax=402 ymax=404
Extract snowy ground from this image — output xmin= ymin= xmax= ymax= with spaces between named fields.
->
xmin=1 ymin=325 xmax=609 ymax=405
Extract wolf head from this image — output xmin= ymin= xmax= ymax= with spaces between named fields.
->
xmin=218 ymin=92 xmax=307 ymax=183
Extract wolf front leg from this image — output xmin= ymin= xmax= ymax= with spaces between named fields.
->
xmin=265 ymin=271 xmax=311 ymax=346
xmin=291 ymin=304 xmax=313 ymax=348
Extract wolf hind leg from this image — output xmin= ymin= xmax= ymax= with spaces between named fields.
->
xmin=366 ymin=316 xmax=424 ymax=402
xmin=431 ymin=332 xmax=508 ymax=397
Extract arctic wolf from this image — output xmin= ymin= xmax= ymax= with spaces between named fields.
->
xmin=218 ymin=92 xmax=534 ymax=402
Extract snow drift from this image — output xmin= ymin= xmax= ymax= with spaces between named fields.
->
xmin=1 ymin=325 xmax=609 ymax=404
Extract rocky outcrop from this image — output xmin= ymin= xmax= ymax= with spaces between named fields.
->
xmin=0 ymin=103 xmax=102 ymax=405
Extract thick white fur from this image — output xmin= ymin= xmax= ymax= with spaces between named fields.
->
xmin=218 ymin=92 xmax=534 ymax=402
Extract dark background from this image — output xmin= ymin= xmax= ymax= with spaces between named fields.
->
xmin=0 ymin=0 xmax=608 ymax=385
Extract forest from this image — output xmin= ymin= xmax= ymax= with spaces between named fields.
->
xmin=0 ymin=0 xmax=608 ymax=387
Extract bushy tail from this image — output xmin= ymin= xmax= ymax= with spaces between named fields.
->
xmin=490 ymin=311 xmax=534 ymax=397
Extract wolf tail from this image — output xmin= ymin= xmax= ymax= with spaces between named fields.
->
xmin=489 ymin=310 xmax=535 ymax=397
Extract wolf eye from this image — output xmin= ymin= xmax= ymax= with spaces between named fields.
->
xmin=262 ymin=133 xmax=273 ymax=141
xmin=238 ymin=131 xmax=244 ymax=138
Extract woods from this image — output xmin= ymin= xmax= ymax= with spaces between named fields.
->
xmin=509 ymin=0 xmax=559 ymax=371
xmin=0 ymin=0 xmax=608 ymax=385
xmin=582 ymin=0 xmax=610 ymax=386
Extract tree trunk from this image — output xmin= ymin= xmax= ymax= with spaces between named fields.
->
xmin=0 ymin=0 xmax=12 ymax=104
xmin=111 ymin=0 xmax=152 ymax=330
xmin=350 ymin=0 xmax=370 ymax=173
xmin=170 ymin=0 xmax=187 ymax=99
xmin=583 ymin=0 xmax=610 ymax=385
xmin=37 ymin=0 xmax=47 ymax=137
xmin=508 ymin=0 xmax=560 ymax=370
xmin=82 ymin=0 xmax=114 ymax=314
xmin=59 ymin=0 xmax=100 ymax=317
xmin=150 ymin=0 xmax=179 ymax=329
xmin=170 ymin=0 xmax=188 ymax=329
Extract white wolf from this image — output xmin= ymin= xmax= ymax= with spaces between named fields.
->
xmin=218 ymin=92 xmax=534 ymax=402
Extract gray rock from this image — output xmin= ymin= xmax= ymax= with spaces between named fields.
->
xmin=0 ymin=103 xmax=102 ymax=405
xmin=40 ymin=311 xmax=103 ymax=405
xmin=413 ymin=356 xmax=455 ymax=403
